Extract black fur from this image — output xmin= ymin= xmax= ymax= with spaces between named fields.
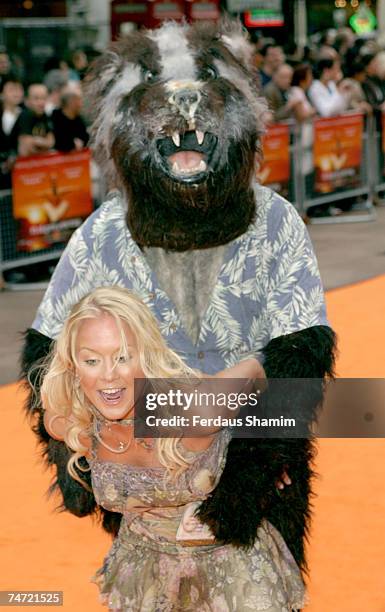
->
xmin=21 ymin=328 xmax=121 ymax=533
xmin=21 ymin=325 xmax=336 ymax=563
xmin=121 ymin=135 xmax=257 ymax=251
xmin=197 ymin=325 xmax=337 ymax=575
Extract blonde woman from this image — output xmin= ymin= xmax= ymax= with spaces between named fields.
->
xmin=40 ymin=286 xmax=305 ymax=611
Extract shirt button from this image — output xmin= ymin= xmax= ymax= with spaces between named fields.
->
xmin=197 ymin=351 xmax=204 ymax=359
xmin=170 ymin=324 xmax=177 ymax=332
xmin=149 ymin=292 xmax=155 ymax=300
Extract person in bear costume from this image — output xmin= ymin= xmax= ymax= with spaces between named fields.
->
xmin=22 ymin=19 xmax=336 ymax=595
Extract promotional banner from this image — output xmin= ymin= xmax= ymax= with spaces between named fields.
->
xmin=257 ymin=123 xmax=290 ymax=198
xmin=12 ymin=150 xmax=92 ymax=253
xmin=313 ymin=113 xmax=363 ymax=194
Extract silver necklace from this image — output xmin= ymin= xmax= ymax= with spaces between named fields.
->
xmin=90 ymin=406 xmax=154 ymax=453
xmin=93 ymin=417 xmax=132 ymax=454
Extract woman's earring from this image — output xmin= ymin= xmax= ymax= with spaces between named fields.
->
xmin=74 ymin=376 xmax=81 ymax=387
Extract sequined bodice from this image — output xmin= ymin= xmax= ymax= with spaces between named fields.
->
xmin=89 ymin=425 xmax=231 ymax=543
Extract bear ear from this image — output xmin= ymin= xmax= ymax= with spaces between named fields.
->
xmin=85 ymin=49 xmax=122 ymax=98
xmin=219 ymin=19 xmax=254 ymax=69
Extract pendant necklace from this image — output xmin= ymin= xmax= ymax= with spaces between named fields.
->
xmin=90 ymin=406 xmax=154 ymax=453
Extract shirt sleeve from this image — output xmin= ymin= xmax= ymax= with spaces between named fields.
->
xmin=31 ymin=216 xmax=95 ymax=339
xmin=266 ymin=195 xmax=330 ymax=342
xmin=308 ymin=81 xmax=347 ymax=117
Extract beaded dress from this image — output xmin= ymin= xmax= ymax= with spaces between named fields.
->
xmin=89 ymin=417 xmax=306 ymax=611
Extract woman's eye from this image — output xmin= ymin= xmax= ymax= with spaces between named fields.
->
xmin=85 ymin=359 xmax=98 ymax=366
xmin=116 ymin=355 xmax=132 ymax=363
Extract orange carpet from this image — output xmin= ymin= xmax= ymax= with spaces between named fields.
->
xmin=1 ymin=275 xmax=385 ymax=611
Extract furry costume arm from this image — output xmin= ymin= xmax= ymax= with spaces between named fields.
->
xmin=21 ymin=328 xmax=122 ymax=535
xmin=197 ymin=324 xmax=337 ymax=574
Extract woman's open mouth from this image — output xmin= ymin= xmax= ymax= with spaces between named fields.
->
xmin=98 ymin=388 xmax=126 ymax=405
xmin=156 ymin=130 xmax=218 ymax=183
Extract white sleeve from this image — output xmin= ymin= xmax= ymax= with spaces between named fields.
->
xmin=308 ymin=81 xmax=347 ymax=118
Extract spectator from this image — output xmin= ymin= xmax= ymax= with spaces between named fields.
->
xmin=44 ymin=69 xmax=68 ymax=115
xmin=340 ymin=60 xmax=372 ymax=114
xmin=334 ymin=28 xmax=355 ymax=60
xmin=289 ymin=65 xmax=316 ymax=196
xmin=263 ymin=63 xmax=294 ymax=122
xmin=308 ymin=58 xmax=349 ymax=117
xmin=0 ymin=50 xmax=12 ymax=91
xmin=13 ymin=83 xmax=54 ymax=157
xmin=52 ymin=85 xmax=89 ymax=152
xmin=259 ymin=43 xmax=285 ymax=88
xmin=317 ymin=29 xmax=336 ymax=59
xmin=71 ymin=50 xmax=89 ymax=81
xmin=0 ymin=75 xmax=23 ymax=135
xmin=289 ymin=64 xmax=316 ymax=122
xmin=362 ymin=53 xmax=385 ymax=111
xmin=0 ymin=75 xmax=24 ymax=186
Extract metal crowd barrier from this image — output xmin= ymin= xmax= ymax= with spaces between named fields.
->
xmin=263 ymin=112 xmax=379 ymax=224
xmin=0 ymin=114 xmax=383 ymax=290
xmin=0 ymin=159 xmax=106 ymax=290
xmin=300 ymin=112 xmax=374 ymax=224
xmin=368 ymin=112 xmax=385 ymax=206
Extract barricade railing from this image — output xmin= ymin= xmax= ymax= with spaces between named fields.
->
xmin=260 ymin=111 xmax=379 ymax=224
xmin=0 ymin=115 xmax=383 ymax=290
xmin=368 ymin=111 xmax=385 ymax=206
xmin=0 ymin=150 xmax=106 ymax=290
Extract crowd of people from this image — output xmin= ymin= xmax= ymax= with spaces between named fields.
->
xmin=254 ymin=27 xmax=385 ymax=217
xmin=257 ymin=27 xmax=385 ymax=123
xmin=2 ymin=28 xmax=385 ymax=190
xmin=0 ymin=47 xmax=89 ymax=189
xmin=1 ymin=25 xmax=385 ymax=246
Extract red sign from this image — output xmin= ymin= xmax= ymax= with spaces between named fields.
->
xmin=185 ymin=0 xmax=220 ymax=20
xmin=257 ymin=123 xmax=290 ymax=198
xmin=111 ymin=0 xmax=186 ymax=37
xmin=12 ymin=150 xmax=93 ymax=253
xmin=111 ymin=0 xmax=218 ymax=37
xmin=313 ymin=113 xmax=363 ymax=193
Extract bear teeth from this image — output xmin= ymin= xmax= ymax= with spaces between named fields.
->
xmin=172 ymin=132 xmax=180 ymax=147
xmin=196 ymin=130 xmax=204 ymax=145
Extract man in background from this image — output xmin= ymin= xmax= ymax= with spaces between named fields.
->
xmin=0 ymin=50 xmax=12 ymax=91
xmin=14 ymin=83 xmax=54 ymax=157
xmin=0 ymin=75 xmax=24 ymax=187
xmin=263 ymin=64 xmax=295 ymax=122
xmin=258 ymin=43 xmax=285 ymax=88
xmin=52 ymin=84 xmax=89 ymax=152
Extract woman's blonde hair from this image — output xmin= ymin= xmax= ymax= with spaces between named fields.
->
xmin=40 ymin=286 xmax=199 ymax=489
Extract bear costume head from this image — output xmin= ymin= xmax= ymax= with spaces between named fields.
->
xmin=86 ymin=20 xmax=267 ymax=251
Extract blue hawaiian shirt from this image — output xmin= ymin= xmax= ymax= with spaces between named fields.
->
xmin=32 ymin=184 xmax=330 ymax=373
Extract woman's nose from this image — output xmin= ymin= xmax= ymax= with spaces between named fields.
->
xmin=101 ymin=362 xmax=119 ymax=381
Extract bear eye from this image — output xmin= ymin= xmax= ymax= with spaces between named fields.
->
xmin=200 ymin=65 xmax=218 ymax=80
xmin=142 ymin=69 xmax=157 ymax=83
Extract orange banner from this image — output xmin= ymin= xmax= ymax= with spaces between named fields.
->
xmin=257 ymin=124 xmax=290 ymax=198
xmin=313 ymin=113 xmax=363 ymax=194
xmin=12 ymin=150 xmax=93 ymax=253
